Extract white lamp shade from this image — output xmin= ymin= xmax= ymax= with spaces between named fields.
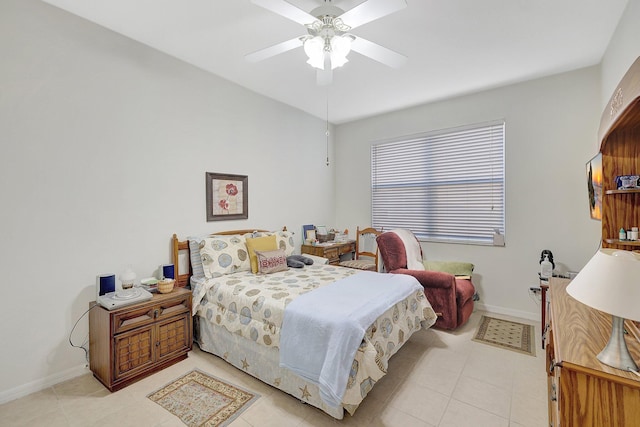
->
xmin=567 ymin=249 xmax=640 ymax=322
xmin=119 ymin=267 xmax=136 ymax=283
xmin=304 ymin=36 xmax=325 ymax=69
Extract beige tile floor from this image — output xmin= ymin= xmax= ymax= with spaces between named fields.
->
xmin=0 ymin=310 xmax=548 ymax=426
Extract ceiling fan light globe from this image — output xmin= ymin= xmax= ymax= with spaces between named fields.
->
xmin=330 ymin=52 xmax=349 ymax=69
xmin=330 ymin=35 xmax=352 ymax=57
xmin=307 ymin=56 xmax=325 ymax=69
xmin=303 ymin=36 xmax=325 ymax=69
xmin=329 ymin=35 xmax=351 ymax=69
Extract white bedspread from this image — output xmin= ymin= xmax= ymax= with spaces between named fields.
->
xmin=279 ymin=271 xmax=424 ymax=408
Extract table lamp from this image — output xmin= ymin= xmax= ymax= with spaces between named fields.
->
xmin=567 ymin=249 xmax=640 ymax=372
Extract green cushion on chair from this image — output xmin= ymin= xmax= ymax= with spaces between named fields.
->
xmin=423 ymin=261 xmax=474 ymax=278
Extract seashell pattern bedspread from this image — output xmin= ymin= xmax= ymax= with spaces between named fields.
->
xmin=192 ymin=264 xmax=437 ymax=414
xmin=193 ymin=264 xmax=360 ymax=348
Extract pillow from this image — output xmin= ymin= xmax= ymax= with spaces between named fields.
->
xmin=187 ymin=234 xmax=209 ymax=279
xmin=300 ymin=254 xmax=329 ymax=265
xmin=246 ymin=234 xmax=278 ymax=273
xmin=243 ymin=231 xmax=268 ymax=239
xmin=199 ymin=234 xmax=251 ymax=278
xmin=255 ymin=249 xmax=288 ymax=274
xmin=424 ymin=260 xmax=474 ymax=279
xmin=261 ymin=230 xmax=296 ymax=256
xmin=271 ymin=230 xmax=295 ymax=256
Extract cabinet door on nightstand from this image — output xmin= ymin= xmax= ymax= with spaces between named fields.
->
xmin=114 ymin=325 xmax=155 ymax=381
xmin=156 ymin=314 xmax=191 ymax=362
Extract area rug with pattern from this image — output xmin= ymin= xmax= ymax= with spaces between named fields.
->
xmin=148 ymin=369 xmax=260 ymax=427
xmin=472 ymin=315 xmax=535 ymax=356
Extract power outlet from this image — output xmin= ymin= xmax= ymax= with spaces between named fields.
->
xmin=529 ymin=287 xmax=542 ymax=301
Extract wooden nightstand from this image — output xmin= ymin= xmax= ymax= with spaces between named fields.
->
xmin=89 ymin=287 xmax=192 ymax=391
xmin=301 ymin=241 xmax=356 ymax=265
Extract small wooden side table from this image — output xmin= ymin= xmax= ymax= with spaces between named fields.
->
xmin=89 ymin=287 xmax=192 ymax=391
xmin=301 ymin=241 xmax=356 ymax=265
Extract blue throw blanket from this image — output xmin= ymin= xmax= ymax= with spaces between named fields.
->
xmin=279 ymin=271 xmax=423 ymax=407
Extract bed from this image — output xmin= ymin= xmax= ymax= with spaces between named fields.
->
xmin=172 ymin=228 xmax=437 ymax=419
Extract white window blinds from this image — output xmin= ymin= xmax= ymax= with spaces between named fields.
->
xmin=371 ymin=121 xmax=505 ymax=245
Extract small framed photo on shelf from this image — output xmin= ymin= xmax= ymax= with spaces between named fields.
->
xmin=615 ymin=175 xmax=640 ymax=190
xmin=302 ymin=224 xmax=315 ymax=241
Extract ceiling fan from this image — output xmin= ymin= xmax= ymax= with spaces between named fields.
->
xmin=246 ymin=0 xmax=408 ymax=85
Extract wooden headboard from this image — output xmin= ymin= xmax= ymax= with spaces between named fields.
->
xmin=171 ymin=227 xmax=286 ymax=288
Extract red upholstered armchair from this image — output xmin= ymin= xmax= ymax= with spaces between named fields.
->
xmin=376 ymin=231 xmax=476 ymax=330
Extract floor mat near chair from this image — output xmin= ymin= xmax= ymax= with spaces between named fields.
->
xmin=147 ymin=369 xmax=260 ymax=427
xmin=472 ymin=315 xmax=535 ymax=356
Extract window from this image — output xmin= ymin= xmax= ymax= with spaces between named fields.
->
xmin=371 ymin=121 xmax=505 ymax=245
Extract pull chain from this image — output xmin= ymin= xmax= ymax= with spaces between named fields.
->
xmin=325 ymin=92 xmax=330 ymax=166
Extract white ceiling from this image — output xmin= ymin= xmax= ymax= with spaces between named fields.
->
xmin=42 ymin=0 xmax=628 ymax=124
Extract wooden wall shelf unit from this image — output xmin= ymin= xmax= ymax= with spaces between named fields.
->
xmin=605 ymin=189 xmax=640 ymax=195
xmin=89 ymin=288 xmax=192 ymax=391
xmin=546 ymin=278 xmax=640 ymax=426
xmin=599 ymin=56 xmax=640 ymax=250
xmin=603 ymin=239 xmax=640 ymax=246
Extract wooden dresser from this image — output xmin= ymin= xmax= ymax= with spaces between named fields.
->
xmin=301 ymin=240 xmax=356 ymax=265
xmin=89 ymin=287 xmax=192 ymax=391
xmin=546 ymin=278 xmax=640 ymax=426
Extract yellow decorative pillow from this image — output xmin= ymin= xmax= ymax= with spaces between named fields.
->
xmin=246 ymin=234 xmax=278 ymax=273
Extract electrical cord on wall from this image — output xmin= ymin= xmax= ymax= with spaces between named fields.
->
xmin=68 ymin=303 xmax=99 ymax=363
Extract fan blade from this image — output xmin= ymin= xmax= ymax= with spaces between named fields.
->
xmin=245 ymin=37 xmax=303 ymax=62
xmin=338 ymin=0 xmax=406 ymax=30
xmin=317 ymin=68 xmax=332 ymax=86
xmin=350 ymin=36 xmax=407 ymax=68
xmin=252 ymin=0 xmax=320 ymax=26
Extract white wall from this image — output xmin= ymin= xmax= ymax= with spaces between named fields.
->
xmin=601 ymin=0 xmax=640 ymax=110
xmin=3 ymin=0 xmax=638 ymax=405
xmin=334 ymin=66 xmax=603 ymax=319
xmin=0 ymin=0 xmax=335 ymax=401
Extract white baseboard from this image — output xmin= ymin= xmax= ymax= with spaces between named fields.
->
xmin=0 ymin=364 xmax=89 ymax=405
xmin=474 ymin=302 xmax=538 ymax=322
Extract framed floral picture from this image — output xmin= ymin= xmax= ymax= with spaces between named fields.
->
xmin=205 ymin=172 xmax=248 ymax=221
